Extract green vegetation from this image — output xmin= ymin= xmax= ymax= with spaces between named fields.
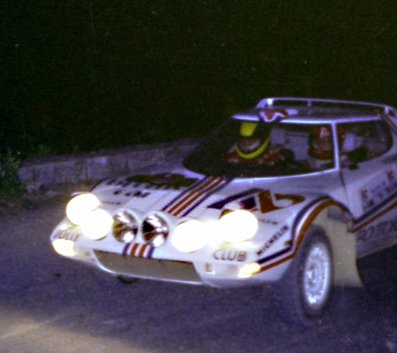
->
xmin=0 ymin=150 xmax=24 ymax=203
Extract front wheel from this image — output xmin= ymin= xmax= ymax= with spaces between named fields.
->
xmin=274 ymin=230 xmax=333 ymax=325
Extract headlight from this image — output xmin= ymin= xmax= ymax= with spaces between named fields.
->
xmin=238 ymin=262 xmax=261 ymax=278
xmin=52 ymin=239 xmax=77 ymax=257
xmin=80 ymin=209 xmax=113 ymax=240
xmin=219 ymin=210 xmax=258 ymax=243
xmin=142 ymin=214 xmax=169 ymax=247
xmin=112 ymin=209 xmax=139 ymax=243
xmin=66 ymin=193 xmax=100 ymax=225
xmin=172 ymin=220 xmax=209 ymax=253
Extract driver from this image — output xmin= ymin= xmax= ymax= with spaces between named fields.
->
xmin=226 ymin=121 xmax=287 ymax=166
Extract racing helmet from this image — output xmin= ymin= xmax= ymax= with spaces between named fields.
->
xmin=236 ymin=121 xmax=271 ymax=159
xmin=308 ymin=125 xmax=334 ymax=160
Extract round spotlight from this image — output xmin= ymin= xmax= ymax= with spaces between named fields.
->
xmin=66 ymin=193 xmax=100 ymax=225
xmin=142 ymin=214 xmax=169 ymax=247
xmin=80 ymin=208 xmax=113 ymax=240
xmin=52 ymin=239 xmax=77 ymax=257
xmin=113 ymin=209 xmax=139 ymax=243
xmin=172 ymin=220 xmax=208 ymax=253
xmin=219 ymin=209 xmax=258 ymax=243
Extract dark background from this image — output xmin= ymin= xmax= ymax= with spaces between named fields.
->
xmin=2 ymin=0 xmax=397 ymax=158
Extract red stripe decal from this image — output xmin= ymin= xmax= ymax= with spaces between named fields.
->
xmin=164 ymin=177 xmax=225 ymax=217
xmin=167 ymin=178 xmax=215 ymax=214
xmin=172 ymin=178 xmax=225 ymax=216
xmin=129 ymin=243 xmax=139 ymax=256
xmin=138 ymin=244 xmax=147 ymax=257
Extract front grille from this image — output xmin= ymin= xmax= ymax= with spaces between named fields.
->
xmin=94 ymin=250 xmax=202 ymax=284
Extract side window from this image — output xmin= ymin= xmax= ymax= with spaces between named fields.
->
xmin=339 ymin=121 xmax=392 ymax=166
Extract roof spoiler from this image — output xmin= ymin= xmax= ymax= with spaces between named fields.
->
xmin=256 ymin=97 xmax=397 ymax=118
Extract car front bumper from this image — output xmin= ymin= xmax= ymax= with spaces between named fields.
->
xmin=50 ymin=219 xmax=292 ymax=288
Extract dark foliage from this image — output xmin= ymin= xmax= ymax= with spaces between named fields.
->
xmin=1 ymin=1 xmax=397 ymax=157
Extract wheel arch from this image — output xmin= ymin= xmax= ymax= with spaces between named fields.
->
xmin=293 ymin=198 xmax=363 ymax=287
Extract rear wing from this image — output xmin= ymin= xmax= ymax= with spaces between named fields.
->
xmin=257 ymin=97 xmax=397 ymax=117
xmin=256 ymin=97 xmax=397 ymax=130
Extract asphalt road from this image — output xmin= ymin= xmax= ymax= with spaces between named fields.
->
xmin=0 ymin=193 xmax=396 ymax=353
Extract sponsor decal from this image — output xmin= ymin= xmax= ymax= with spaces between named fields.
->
xmin=124 ymin=190 xmax=151 ymax=198
xmin=352 ymin=200 xmax=397 ymax=233
xmin=213 ymin=249 xmax=247 ymax=262
xmin=357 ymin=219 xmax=397 ymax=257
xmin=257 ymin=198 xmax=336 ymax=274
xmin=258 ymin=191 xmax=305 ymax=213
xmin=258 ymin=218 xmax=279 ymax=226
xmin=101 ymin=200 xmax=123 ymax=206
xmin=257 ymin=225 xmax=289 ymax=255
xmin=207 ymin=188 xmax=261 ymax=210
xmin=257 ymin=189 xmax=397 ymax=274
xmin=357 ymin=219 xmax=397 ymax=244
xmin=163 ymin=177 xmax=229 ymax=217
xmin=208 ymin=189 xmax=305 ymax=214
xmin=111 ymin=189 xmax=151 ymax=198
xmin=55 ymin=229 xmax=79 ymax=242
xmin=361 ymin=167 xmax=397 ymax=212
xmin=257 ymin=109 xmax=288 ymax=122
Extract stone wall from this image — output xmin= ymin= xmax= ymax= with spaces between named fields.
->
xmin=18 ymin=139 xmax=199 ymax=192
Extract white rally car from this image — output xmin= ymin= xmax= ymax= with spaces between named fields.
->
xmin=51 ymin=97 xmax=397 ymax=324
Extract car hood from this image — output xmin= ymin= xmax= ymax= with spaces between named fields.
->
xmin=92 ymin=164 xmax=333 ymax=220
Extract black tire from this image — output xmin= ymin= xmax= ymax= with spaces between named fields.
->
xmin=273 ymin=229 xmax=333 ymax=326
xmin=116 ymin=275 xmax=139 ymax=285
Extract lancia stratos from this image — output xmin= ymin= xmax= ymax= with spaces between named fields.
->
xmin=50 ymin=97 xmax=397 ymax=324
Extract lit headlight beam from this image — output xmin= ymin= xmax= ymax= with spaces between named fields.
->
xmin=65 ymin=193 xmax=113 ymax=240
xmin=172 ymin=220 xmax=209 ymax=253
xmin=218 ymin=209 xmax=258 ymax=243
xmin=52 ymin=239 xmax=77 ymax=257
xmin=66 ymin=193 xmax=100 ymax=225
xmin=238 ymin=262 xmax=261 ymax=278
xmin=80 ymin=209 xmax=113 ymax=240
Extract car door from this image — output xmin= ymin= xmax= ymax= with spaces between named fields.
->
xmin=339 ymin=119 xmax=397 ymax=290
xmin=339 ymin=120 xmax=395 ymax=221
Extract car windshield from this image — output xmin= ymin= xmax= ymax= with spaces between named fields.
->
xmin=183 ymin=118 xmax=335 ymax=178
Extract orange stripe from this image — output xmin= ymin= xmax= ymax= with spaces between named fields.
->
xmin=171 ymin=177 xmax=220 ymax=212
xmin=295 ymin=199 xmax=338 ymax=247
xmin=172 ymin=178 xmax=224 ymax=216
xmin=138 ymin=244 xmax=147 ymax=257
xmin=130 ymin=243 xmax=139 ymax=256
xmin=351 ymin=200 xmax=397 ymax=232
xmin=167 ymin=178 xmax=215 ymax=214
xmin=259 ymin=254 xmax=294 ymax=273
xmin=259 ymin=199 xmax=342 ymax=274
xmin=170 ymin=178 xmax=224 ymax=216
xmin=258 ymin=199 xmax=397 ymax=275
